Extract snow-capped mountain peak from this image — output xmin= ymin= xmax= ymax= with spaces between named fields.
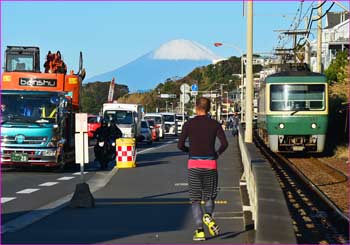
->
xmin=151 ymin=39 xmax=221 ymax=61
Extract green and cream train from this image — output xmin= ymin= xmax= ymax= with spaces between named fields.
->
xmin=257 ymin=71 xmax=328 ymax=153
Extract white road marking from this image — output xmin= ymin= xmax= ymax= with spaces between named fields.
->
xmin=16 ymin=188 xmax=40 ymax=194
xmin=174 ymin=183 xmax=188 ymax=186
xmin=73 ymin=172 xmax=88 ymax=175
xmin=39 ymin=182 xmax=59 ymax=187
xmin=57 ymin=176 xmax=75 ymax=181
xmin=137 ymin=140 xmax=177 ymax=155
xmin=1 ymin=197 xmax=16 ymax=204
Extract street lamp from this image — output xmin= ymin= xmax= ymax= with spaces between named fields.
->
xmin=214 ymin=42 xmax=245 ymax=122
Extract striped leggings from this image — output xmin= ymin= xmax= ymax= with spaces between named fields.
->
xmin=188 ymin=168 xmax=218 ymax=229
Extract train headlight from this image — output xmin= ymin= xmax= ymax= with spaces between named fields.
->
xmin=278 ymin=123 xmax=285 ymax=129
xmin=311 ymin=123 xmax=317 ymax=129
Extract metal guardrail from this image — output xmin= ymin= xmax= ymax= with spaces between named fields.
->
xmin=237 ymin=125 xmax=296 ymax=244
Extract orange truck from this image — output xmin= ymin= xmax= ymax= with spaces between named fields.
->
xmin=1 ymin=46 xmax=85 ymax=168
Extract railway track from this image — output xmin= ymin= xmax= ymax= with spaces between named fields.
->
xmin=254 ymin=136 xmax=349 ymax=244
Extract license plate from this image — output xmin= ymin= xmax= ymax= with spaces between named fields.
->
xmin=292 ymin=146 xmax=304 ymax=151
xmin=11 ymin=153 xmax=29 ymax=162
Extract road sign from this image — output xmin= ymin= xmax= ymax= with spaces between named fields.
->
xmin=191 ymin=91 xmax=198 ymax=96
xmin=203 ymin=93 xmax=217 ymax=98
xmin=160 ymin=94 xmax=177 ymax=99
xmin=180 ymin=93 xmax=190 ymax=103
xmin=180 ymin=83 xmax=190 ymax=93
xmin=191 ymin=84 xmax=198 ymax=92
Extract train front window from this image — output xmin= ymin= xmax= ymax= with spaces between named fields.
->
xmin=270 ymin=84 xmax=325 ymax=111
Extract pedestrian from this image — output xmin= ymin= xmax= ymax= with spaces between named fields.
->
xmin=178 ymin=97 xmax=228 ymax=241
xmin=231 ymin=112 xmax=239 ymax=136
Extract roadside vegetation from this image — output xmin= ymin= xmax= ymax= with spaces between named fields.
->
xmin=324 ymin=51 xmax=349 ymax=158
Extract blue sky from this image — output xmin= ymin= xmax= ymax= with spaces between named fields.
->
xmin=1 ymin=1 xmax=347 ymax=79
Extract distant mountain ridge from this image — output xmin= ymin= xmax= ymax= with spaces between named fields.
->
xmin=84 ymin=39 xmax=221 ymax=92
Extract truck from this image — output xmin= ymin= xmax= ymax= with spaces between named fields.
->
xmin=102 ymin=102 xmax=142 ymax=140
xmin=1 ymin=46 xmax=85 ymax=168
xmin=161 ymin=112 xmax=178 ymax=136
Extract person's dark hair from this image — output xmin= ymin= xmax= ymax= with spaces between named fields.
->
xmin=196 ymin=97 xmax=211 ymax=113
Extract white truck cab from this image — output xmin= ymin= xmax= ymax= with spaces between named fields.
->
xmin=161 ymin=112 xmax=178 ymax=136
xmin=103 ymin=102 xmax=142 ymax=140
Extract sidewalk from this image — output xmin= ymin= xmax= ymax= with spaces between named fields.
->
xmin=2 ymin=132 xmax=254 ymax=244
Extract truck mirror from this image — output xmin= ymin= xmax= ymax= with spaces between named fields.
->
xmin=50 ymin=96 xmax=60 ymax=105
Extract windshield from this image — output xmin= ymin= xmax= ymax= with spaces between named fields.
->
xmin=104 ymin=110 xmax=133 ymax=124
xmin=270 ymin=84 xmax=325 ymax=111
xmin=163 ymin=114 xmax=175 ymax=122
xmin=144 ymin=116 xmax=161 ymax=124
xmin=88 ymin=116 xmax=99 ymax=123
xmin=176 ymin=115 xmax=183 ymax=121
xmin=6 ymin=54 xmax=34 ymax=72
xmin=1 ymin=93 xmax=59 ymax=123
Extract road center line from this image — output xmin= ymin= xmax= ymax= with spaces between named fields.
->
xmin=16 ymin=189 xmax=40 ymax=194
xmin=137 ymin=140 xmax=177 ymax=155
xmin=1 ymin=197 xmax=16 ymax=204
xmin=39 ymin=182 xmax=59 ymax=187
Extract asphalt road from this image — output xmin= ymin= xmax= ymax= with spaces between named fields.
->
xmin=1 ymin=138 xmax=174 ymax=224
xmin=2 ymin=133 xmax=254 ymax=244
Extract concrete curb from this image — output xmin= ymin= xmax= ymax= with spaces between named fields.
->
xmin=1 ymin=167 xmax=118 ymax=234
xmin=238 ymin=125 xmax=297 ymax=244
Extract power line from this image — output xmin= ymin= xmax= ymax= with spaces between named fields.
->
xmin=297 ymin=1 xmax=336 ymax=47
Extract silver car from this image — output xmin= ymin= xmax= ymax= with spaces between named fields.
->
xmin=141 ymin=120 xmax=152 ymax=145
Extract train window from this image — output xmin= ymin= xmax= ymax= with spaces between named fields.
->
xmin=270 ymin=84 xmax=325 ymax=111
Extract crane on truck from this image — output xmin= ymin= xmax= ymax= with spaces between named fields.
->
xmin=1 ymin=46 xmax=85 ymax=169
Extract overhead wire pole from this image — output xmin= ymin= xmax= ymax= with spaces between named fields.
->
xmin=245 ymin=0 xmax=253 ymax=143
xmin=317 ymin=0 xmax=323 ymax=72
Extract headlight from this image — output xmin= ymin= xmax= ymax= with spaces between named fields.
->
xmin=279 ymin=123 xmax=285 ymax=129
xmin=311 ymin=123 xmax=317 ymax=129
xmin=42 ymin=149 xmax=57 ymax=156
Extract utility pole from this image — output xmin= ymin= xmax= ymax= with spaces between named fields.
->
xmin=304 ymin=17 xmax=311 ymax=66
xmin=317 ymin=0 xmax=323 ymax=72
xmin=245 ymin=0 xmax=253 ymax=143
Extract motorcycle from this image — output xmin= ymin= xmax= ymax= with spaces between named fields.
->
xmin=94 ymin=134 xmax=115 ymax=170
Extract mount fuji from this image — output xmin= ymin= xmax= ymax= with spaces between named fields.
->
xmin=84 ymin=39 xmax=221 ymax=92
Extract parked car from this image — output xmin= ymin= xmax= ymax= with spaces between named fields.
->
xmin=146 ymin=119 xmax=160 ymax=141
xmin=140 ymin=120 xmax=152 ymax=145
xmin=87 ymin=114 xmax=101 ymax=138
xmin=144 ymin=113 xmax=165 ymax=139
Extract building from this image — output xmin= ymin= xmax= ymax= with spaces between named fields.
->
xmin=310 ymin=11 xmax=349 ymax=71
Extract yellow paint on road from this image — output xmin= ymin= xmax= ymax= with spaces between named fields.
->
xmin=98 ymin=200 xmax=228 ymax=205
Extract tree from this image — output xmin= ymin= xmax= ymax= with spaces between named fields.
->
xmin=325 ymin=51 xmax=348 ymax=85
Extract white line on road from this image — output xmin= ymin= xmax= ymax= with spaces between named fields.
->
xmin=39 ymin=182 xmax=59 ymax=187
xmin=137 ymin=140 xmax=177 ymax=155
xmin=57 ymin=176 xmax=75 ymax=181
xmin=1 ymin=197 xmax=16 ymax=204
xmin=16 ymin=188 xmax=40 ymax=194
xmin=174 ymin=183 xmax=188 ymax=186
xmin=73 ymin=172 xmax=88 ymax=175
